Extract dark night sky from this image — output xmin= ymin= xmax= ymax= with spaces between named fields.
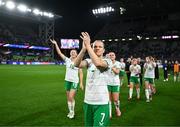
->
xmin=16 ymin=0 xmax=117 ymax=39
xmin=14 ymin=0 xmax=180 ymax=39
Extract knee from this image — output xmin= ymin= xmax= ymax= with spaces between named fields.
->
xmin=68 ymin=95 xmax=74 ymax=102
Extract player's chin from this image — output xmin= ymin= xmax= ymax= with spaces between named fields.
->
xmin=72 ymin=55 xmax=77 ymax=58
xmin=95 ymin=52 xmax=102 ymax=57
xmin=111 ymin=58 xmax=115 ymax=61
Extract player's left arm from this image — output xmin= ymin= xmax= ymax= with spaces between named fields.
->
xmin=152 ymin=62 xmax=156 ymax=68
xmin=138 ymin=65 xmax=141 ymax=73
xmin=129 ymin=65 xmax=134 ymax=72
xmin=112 ymin=65 xmax=120 ymax=74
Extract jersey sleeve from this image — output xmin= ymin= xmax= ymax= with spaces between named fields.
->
xmin=85 ymin=58 xmax=91 ymax=67
xmin=104 ymin=58 xmax=112 ymax=69
xmin=144 ymin=63 xmax=148 ymax=69
xmin=64 ymin=57 xmax=70 ymax=64
xmin=138 ymin=65 xmax=141 ymax=72
xmin=153 ymin=62 xmax=156 ymax=68
xmin=64 ymin=57 xmax=76 ymax=69
xmin=116 ymin=62 xmax=121 ymax=69
xmin=129 ymin=65 xmax=133 ymax=71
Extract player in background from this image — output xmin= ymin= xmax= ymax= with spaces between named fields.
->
xmin=126 ymin=58 xmax=131 ymax=87
xmin=163 ymin=60 xmax=168 ymax=81
xmin=119 ymin=58 xmax=126 ymax=86
xmin=128 ymin=58 xmax=141 ymax=100
xmin=154 ymin=58 xmax=159 ymax=80
xmin=105 ymin=53 xmax=110 ymax=59
xmin=144 ymin=56 xmax=156 ymax=102
xmin=74 ymin=32 xmax=111 ymax=126
xmin=137 ymin=57 xmax=143 ymax=86
xmin=108 ymin=52 xmax=121 ymax=118
xmin=50 ymin=39 xmax=83 ymax=119
xmin=174 ymin=60 xmax=179 ymax=82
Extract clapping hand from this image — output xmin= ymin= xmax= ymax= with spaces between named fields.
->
xmin=80 ymin=32 xmax=91 ymax=48
xmin=50 ymin=39 xmax=57 ymax=45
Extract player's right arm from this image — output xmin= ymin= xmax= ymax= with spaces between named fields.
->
xmin=151 ymin=62 xmax=156 ymax=68
xmin=144 ymin=63 xmax=148 ymax=69
xmin=112 ymin=63 xmax=121 ymax=74
xmin=50 ymin=39 xmax=66 ymax=60
xmin=79 ymin=68 xmax=84 ymax=90
xmin=129 ymin=65 xmax=134 ymax=72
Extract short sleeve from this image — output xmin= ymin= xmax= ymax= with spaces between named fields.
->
xmin=104 ymin=58 xmax=112 ymax=69
xmin=64 ymin=57 xmax=71 ymax=64
xmin=85 ymin=58 xmax=91 ymax=67
xmin=116 ymin=62 xmax=121 ymax=69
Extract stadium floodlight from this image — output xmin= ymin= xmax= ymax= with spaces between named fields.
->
xmin=102 ymin=40 xmax=105 ymax=42
xmin=43 ymin=12 xmax=54 ymax=18
xmin=43 ymin=12 xmax=49 ymax=16
xmin=0 ymin=1 xmax=56 ymax=18
xmin=100 ymin=8 xmax=103 ymax=13
xmin=27 ymin=8 xmax=31 ymax=12
xmin=97 ymin=8 xmax=101 ymax=13
xmin=122 ymin=38 xmax=125 ymax=41
xmin=92 ymin=9 xmax=95 ymax=14
xmin=172 ymin=35 xmax=179 ymax=39
xmin=162 ymin=35 xmax=179 ymax=39
xmin=0 ymin=0 xmax=5 ymax=6
xmin=92 ymin=6 xmax=115 ymax=15
xmin=33 ymin=8 xmax=42 ymax=15
xmin=17 ymin=4 xmax=28 ymax=12
xmin=103 ymin=8 xmax=106 ymax=13
xmin=109 ymin=39 xmax=112 ymax=42
xmin=114 ymin=39 xmax=118 ymax=41
xmin=33 ymin=8 xmax=40 ymax=15
xmin=153 ymin=37 xmax=157 ymax=39
xmin=6 ymin=1 xmax=15 ymax=10
xmin=48 ymin=13 xmax=54 ymax=18
xmin=107 ymin=7 xmax=111 ymax=12
xmin=95 ymin=9 xmax=98 ymax=14
xmin=146 ymin=37 xmax=150 ymax=40
xmin=129 ymin=38 xmax=132 ymax=41
xmin=137 ymin=35 xmax=142 ymax=40
xmin=162 ymin=36 xmax=171 ymax=39
xmin=120 ymin=7 xmax=126 ymax=15
xmin=92 ymin=10 xmax=95 ymax=14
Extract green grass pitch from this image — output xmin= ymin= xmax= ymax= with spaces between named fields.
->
xmin=0 ymin=65 xmax=180 ymax=126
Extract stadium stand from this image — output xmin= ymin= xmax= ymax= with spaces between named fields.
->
xmin=95 ymin=13 xmax=180 ymax=61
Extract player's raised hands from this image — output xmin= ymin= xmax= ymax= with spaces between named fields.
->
xmin=80 ymin=32 xmax=91 ymax=47
xmin=50 ymin=39 xmax=57 ymax=45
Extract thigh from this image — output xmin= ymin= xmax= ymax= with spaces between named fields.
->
xmin=94 ymin=105 xmax=110 ymax=126
xmin=112 ymin=92 xmax=119 ymax=101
